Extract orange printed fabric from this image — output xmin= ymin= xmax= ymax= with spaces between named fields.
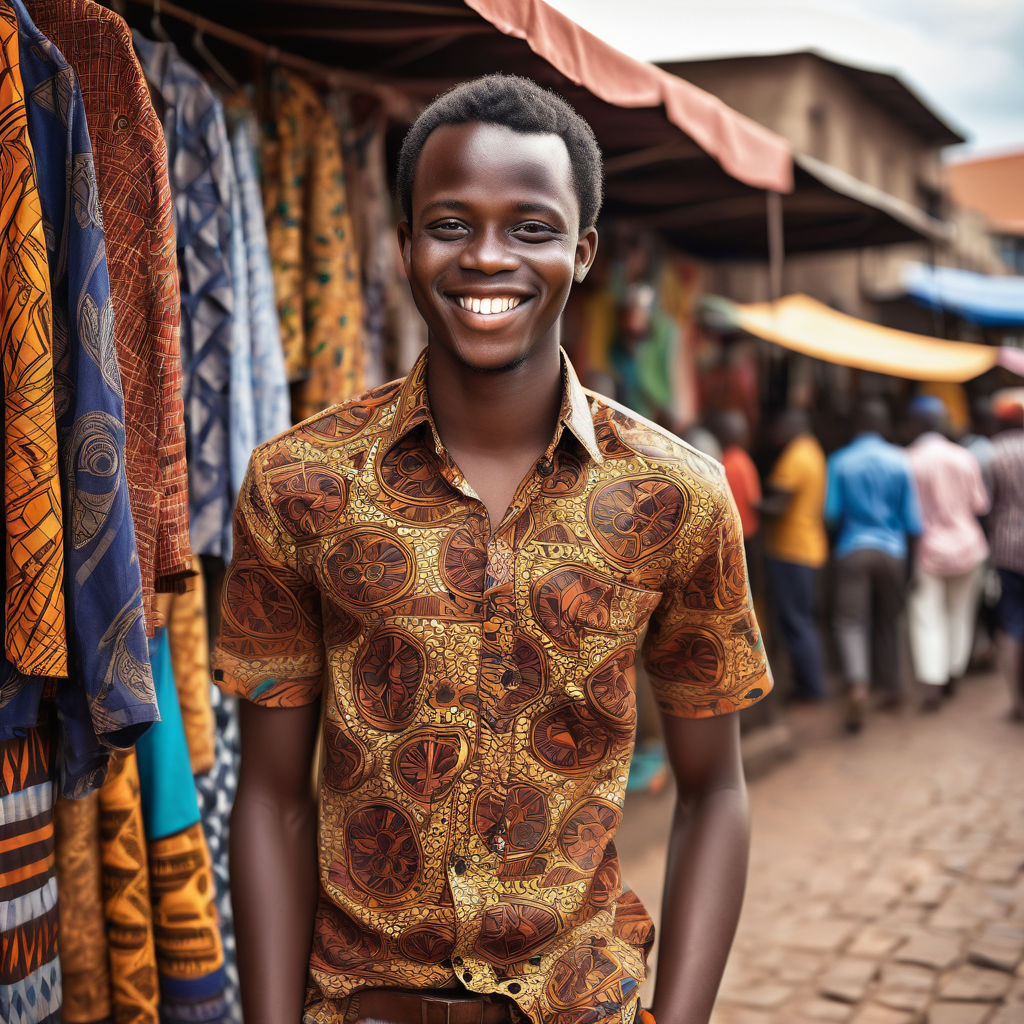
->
xmin=0 ymin=3 xmax=67 ymax=677
xmin=54 ymin=792 xmax=112 ymax=1024
xmin=98 ymin=750 xmax=159 ymax=1024
xmin=262 ymin=69 xmax=364 ymax=418
xmin=149 ymin=823 xmax=224 ymax=989
xmin=214 ymin=351 xmax=771 ymax=1024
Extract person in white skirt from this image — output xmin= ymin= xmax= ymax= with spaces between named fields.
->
xmin=905 ymin=395 xmax=990 ymax=711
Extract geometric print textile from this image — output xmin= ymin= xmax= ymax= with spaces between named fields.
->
xmin=0 ymin=723 xmax=61 ymax=1024
xmin=14 ymin=0 xmax=156 ymax=799
xmin=0 ymin=0 xmax=67 ymax=680
xmin=214 ymin=349 xmax=772 ymax=1024
xmin=27 ymin=0 xmax=193 ymax=632
xmin=133 ymin=33 xmax=234 ymax=560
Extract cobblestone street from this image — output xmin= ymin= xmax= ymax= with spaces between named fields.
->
xmin=618 ymin=670 xmax=1024 ymax=1024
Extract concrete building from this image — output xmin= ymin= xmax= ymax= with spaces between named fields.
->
xmin=949 ymin=150 xmax=1024 ymax=274
xmin=659 ymin=51 xmax=1000 ymax=330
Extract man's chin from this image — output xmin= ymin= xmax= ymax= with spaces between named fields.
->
xmin=449 ymin=340 xmax=531 ymax=375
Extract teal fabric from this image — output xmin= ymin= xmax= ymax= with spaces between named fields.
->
xmin=135 ymin=632 xmax=200 ymax=841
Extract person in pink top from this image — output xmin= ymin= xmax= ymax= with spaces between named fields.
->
xmin=906 ymin=395 xmax=990 ymax=710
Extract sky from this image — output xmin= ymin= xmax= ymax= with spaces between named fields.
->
xmin=544 ymin=0 xmax=1024 ymax=159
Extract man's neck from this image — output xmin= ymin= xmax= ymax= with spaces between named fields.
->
xmin=425 ymin=343 xmax=563 ymax=462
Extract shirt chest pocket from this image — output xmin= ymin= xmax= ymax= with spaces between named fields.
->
xmin=528 ymin=564 xmax=662 ymax=655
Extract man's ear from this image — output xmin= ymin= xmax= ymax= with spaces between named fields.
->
xmin=573 ymin=226 xmax=599 ymax=284
xmin=397 ymin=220 xmax=412 ymax=275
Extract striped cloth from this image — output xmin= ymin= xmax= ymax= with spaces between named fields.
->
xmin=0 ymin=724 xmax=60 ymax=1024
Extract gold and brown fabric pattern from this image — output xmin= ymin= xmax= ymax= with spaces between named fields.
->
xmin=215 ymin=351 xmax=771 ymax=1024
xmin=0 ymin=1 xmax=67 ymax=678
xmin=262 ymin=69 xmax=364 ymax=418
xmin=54 ymin=792 xmax=111 ymax=1023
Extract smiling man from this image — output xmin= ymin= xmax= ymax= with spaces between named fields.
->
xmin=214 ymin=75 xmax=771 ymax=1024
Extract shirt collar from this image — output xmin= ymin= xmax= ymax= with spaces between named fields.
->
xmin=386 ymin=348 xmax=604 ymax=465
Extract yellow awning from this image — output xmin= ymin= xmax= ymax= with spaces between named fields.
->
xmin=724 ymin=293 xmax=1024 ymax=382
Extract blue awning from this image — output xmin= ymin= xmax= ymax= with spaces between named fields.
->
xmin=903 ymin=263 xmax=1024 ymax=327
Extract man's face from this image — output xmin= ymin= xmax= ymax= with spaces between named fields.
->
xmin=398 ymin=121 xmax=598 ymax=374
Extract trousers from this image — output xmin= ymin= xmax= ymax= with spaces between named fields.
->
xmin=766 ymin=557 xmax=826 ymax=697
xmin=834 ymin=547 xmax=906 ymax=692
xmin=908 ymin=565 xmax=982 ymax=686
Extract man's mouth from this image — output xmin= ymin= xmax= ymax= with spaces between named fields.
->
xmin=453 ymin=295 xmax=524 ymax=315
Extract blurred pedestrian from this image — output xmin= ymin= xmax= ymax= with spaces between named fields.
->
xmin=905 ymin=395 xmax=989 ymax=711
xmin=962 ymin=395 xmax=998 ymax=495
xmin=715 ymin=410 xmax=761 ymax=541
xmin=825 ymin=400 xmax=922 ymax=732
xmin=989 ymin=400 xmax=1024 ymax=721
xmin=760 ymin=409 xmax=828 ymax=701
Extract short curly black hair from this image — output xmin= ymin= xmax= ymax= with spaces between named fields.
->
xmin=396 ymin=74 xmax=603 ymax=230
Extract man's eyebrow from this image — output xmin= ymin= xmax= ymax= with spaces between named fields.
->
xmin=513 ymin=201 xmax=566 ymax=222
xmin=420 ymin=199 xmax=469 ymax=215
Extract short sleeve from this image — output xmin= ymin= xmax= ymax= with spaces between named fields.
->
xmin=641 ymin=464 xmax=773 ymax=719
xmin=212 ymin=455 xmax=325 ymax=707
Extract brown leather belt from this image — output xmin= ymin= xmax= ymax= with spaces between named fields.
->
xmin=343 ymin=987 xmax=520 ymax=1024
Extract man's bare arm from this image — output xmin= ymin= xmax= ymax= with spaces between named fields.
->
xmin=649 ymin=712 xmax=749 ymax=1024
xmin=231 ymin=700 xmax=321 ymax=1024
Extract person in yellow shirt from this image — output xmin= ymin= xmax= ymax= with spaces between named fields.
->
xmin=760 ymin=409 xmax=829 ymax=700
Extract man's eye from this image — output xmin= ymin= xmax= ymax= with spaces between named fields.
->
xmin=428 ymin=219 xmax=466 ymax=234
xmin=515 ymin=222 xmax=558 ymax=238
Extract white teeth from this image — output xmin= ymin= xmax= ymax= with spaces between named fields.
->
xmin=456 ymin=296 xmax=523 ymax=314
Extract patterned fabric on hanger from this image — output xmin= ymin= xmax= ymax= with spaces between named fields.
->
xmin=53 ymin=793 xmax=110 ymax=1023
xmin=134 ymin=32 xmax=235 ymax=559
xmin=262 ymin=68 xmax=364 ymax=419
xmin=27 ymin=0 xmax=193 ymax=634
xmin=0 ymin=0 xmax=67 ymax=682
xmin=13 ymin=0 xmax=156 ymax=799
xmin=224 ymin=105 xmax=289 ymax=481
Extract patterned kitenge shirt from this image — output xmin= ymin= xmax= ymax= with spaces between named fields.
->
xmin=214 ymin=351 xmax=772 ymax=1024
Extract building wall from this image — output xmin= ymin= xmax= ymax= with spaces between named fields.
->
xmin=671 ymin=54 xmax=944 ymax=209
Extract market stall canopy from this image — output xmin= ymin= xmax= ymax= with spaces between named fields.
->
xmin=709 ymin=293 xmax=1024 ymax=382
xmin=902 ymin=263 xmax=1024 ymax=327
xmin=142 ymin=0 xmax=943 ymax=256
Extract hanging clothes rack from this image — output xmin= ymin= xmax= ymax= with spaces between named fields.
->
xmin=122 ymin=0 xmax=417 ymax=117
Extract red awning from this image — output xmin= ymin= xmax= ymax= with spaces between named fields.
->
xmin=464 ymin=0 xmax=792 ymax=193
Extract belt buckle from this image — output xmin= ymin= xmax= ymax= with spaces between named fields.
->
xmin=421 ymin=994 xmax=484 ymax=1024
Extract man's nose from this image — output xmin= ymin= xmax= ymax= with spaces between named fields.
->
xmin=458 ymin=226 xmax=518 ymax=274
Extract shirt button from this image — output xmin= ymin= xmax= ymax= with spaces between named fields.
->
xmin=463 ymin=971 xmax=473 ymax=983
xmin=453 ymin=858 xmax=467 ymax=875
xmin=507 ymin=982 xmax=522 ymax=994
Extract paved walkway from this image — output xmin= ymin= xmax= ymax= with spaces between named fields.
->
xmin=618 ymin=670 xmax=1024 ymax=1024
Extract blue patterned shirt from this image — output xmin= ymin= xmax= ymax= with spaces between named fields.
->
xmin=10 ymin=0 xmax=157 ymax=798
xmin=134 ymin=33 xmax=235 ymax=558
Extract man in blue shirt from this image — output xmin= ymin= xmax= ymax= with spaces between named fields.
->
xmin=825 ymin=400 xmax=922 ymax=731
